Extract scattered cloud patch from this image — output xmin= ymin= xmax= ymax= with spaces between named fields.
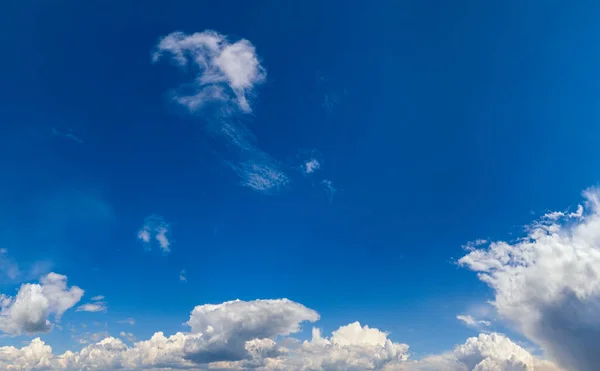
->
xmin=90 ymin=295 xmax=104 ymax=301
xmin=303 ymin=158 xmax=320 ymax=174
xmin=52 ymin=128 xmax=83 ymax=144
xmin=231 ymin=161 xmax=289 ymax=193
xmin=179 ymin=269 xmax=187 ymax=282
xmin=120 ymin=331 xmax=136 ymax=342
xmin=0 ymin=273 xmax=83 ymax=335
xmin=322 ymin=179 xmax=336 ymax=202
xmin=137 ymin=215 xmax=171 ymax=253
xmin=118 ymin=318 xmax=135 ymax=326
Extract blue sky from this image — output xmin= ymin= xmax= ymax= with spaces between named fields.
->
xmin=1 ymin=1 xmax=600 ymax=370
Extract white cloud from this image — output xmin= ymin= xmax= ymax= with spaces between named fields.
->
xmin=118 ymin=318 xmax=135 ymax=326
xmin=76 ymin=301 xmax=107 ymax=313
xmin=120 ymin=331 xmax=136 ymax=342
xmin=51 ymin=128 xmax=83 ymax=144
xmin=0 ymin=297 xmax=563 ymax=371
xmin=322 ymin=179 xmax=336 ymax=202
xmin=179 ymin=269 xmax=187 ymax=282
xmin=153 ymin=30 xmax=265 ymax=113
xmin=138 ymin=215 xmax=171 ymax=253
xmin=303 ymin=158 xmax=321 ymax=174
xmin=90 ymin=295 xmax=104 ymax=301
xmin=459 ymin=187 xmax=600 ymax=370
xmin=231 ymin=161 xmax=289 ymax=193
xmin=0 ymin=273 xmax=83 ymax=335
xmin=456 ymin=315 xmax=491 ymax=328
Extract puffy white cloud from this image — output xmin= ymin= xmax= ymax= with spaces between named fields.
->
xmin=0 ymin=337 xmax=55 ymax=370
xmin=183 ymin=299 xmax=319 ymax=363
xmin=459 ymin=187 xmax=600 ymax=370
xmin=0 ymin=273 xmax=83 ymax=335
xmin=153 ymin=30 xmax=265 ymax=113
xmin=138 ymin=215 xmax=171 ymax=253
xmin=453 ymin=333 xmax=534 ymax=370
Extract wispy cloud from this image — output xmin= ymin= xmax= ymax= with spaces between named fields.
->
xmin=90 ymin=295 xmax=104 ymax=301
xmin=456 ymin=314 xmax=492 ymax=329
xmin=231 ymin=161 xmax=289 ymax=193
xmin=322 ymin=179 xmax=336 ymax=202
xmin=153 ymin=30 xmax=290 ymax=194
xmin=117 ymin=318 xmax=135 ymax=326
xmin=76 ymin=301 xmax=107 ymax=313
xmin=137 ymin=215 xmax=171 ymax=253
xmin=303 ymin=158 xmax=320 ymax=174
xmin=52 ymin=128 xmax=83 ymax=144
xmin=179 ymin=269 xmax=187 ymax=282
xmin=153 ymin=30 xmax=265 ymax=113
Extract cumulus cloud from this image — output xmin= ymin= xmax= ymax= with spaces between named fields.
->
xmin=459 ymin=187 xmax=600 ymax=370
xmin=138 ymin=215 xmax=171 ymax=253
xmin=0 ymin=296 xmax=563 ymax=371
xmin=0 ymin=273 xmax=83 ymax=335
xmin=153 ymin=30 xmax=266 ymax=113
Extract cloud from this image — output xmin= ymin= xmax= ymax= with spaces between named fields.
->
xmin=76 ymin=302 xmax=107 ymax=313
xmin=322 ymin=179 xmax=336 ymax=202
xmin=120 ymin=331 xmax=136 ymax=342
xmin=137 ymin=215 xmax=171 ymax=253
xmin=0 ymin=273 xmax=83 ymax=335
xmin=52 ymin=128 xmax=83 ymax=144
xmin=459 ymin=187 xmax=600 ymax=370
xmin=303 ymin=158 xmax=321 ymax=174
xmin=153 ymin=30 xmax=290 ymax=195
xmin=90 ymin=295 xmax=104 ymax=301
xmin=118 ymin=318 xmax=135 ymax=326
xmin=0 ymin=297 xmax=562 ymax=371
xmin=179 ymin=269 xmax=187 ymax=282
xmin=456 ymin=315 xmax=491 ymax=329
xmin=231 ymin=161 xmax=289 ymax=193
xmin=153 ymin=30 xmax=266 ymax=113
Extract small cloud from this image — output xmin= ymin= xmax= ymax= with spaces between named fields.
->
xmin=119 ymin=331 xmax=136 ymax=342
xmin=137 ymin=215 xmax=171 ymax=253
xmin=232 ymin=162 xmax=289 ymax=194
xmin=303 ymin=158 xmax=321 ymax=174
xmin=91 ymin=295 xmax=104 ymax=301
xmin=117 ymin=318 xmax=135 ymax=326
xmin=456 ymin=314 xmax=492 ymax=328
xmin=52 ymin=128 xmax=83 ymax=144
xmin=179 ymin=269 xmax=187 ymax=282
xmin=76 ymin=301 xmax=107 ymax=313
xmin=322 ymin=179 xmax=336 ymax=202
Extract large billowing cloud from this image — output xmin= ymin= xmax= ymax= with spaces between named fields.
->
xmin=460 ymin=187 xmax=600 ymax=370
xmin=0 ymin=273 xmax=83 ymax=335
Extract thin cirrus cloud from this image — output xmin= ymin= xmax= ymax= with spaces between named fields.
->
xmin=0 ymin=298 xmax=562 ymax=370
xmin=137 ymin=215 xmax=171 ymax=253
xmin=153 ymin=30 xmax=289 ymax=194
xmin=321 ymin=179 xmax=336 ymax=202
xmin=456 ymin=314 xmax=491 ymax=329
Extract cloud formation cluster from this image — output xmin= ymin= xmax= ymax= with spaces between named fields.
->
xmin=0 ymin=297 xmax=562 ymax=371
